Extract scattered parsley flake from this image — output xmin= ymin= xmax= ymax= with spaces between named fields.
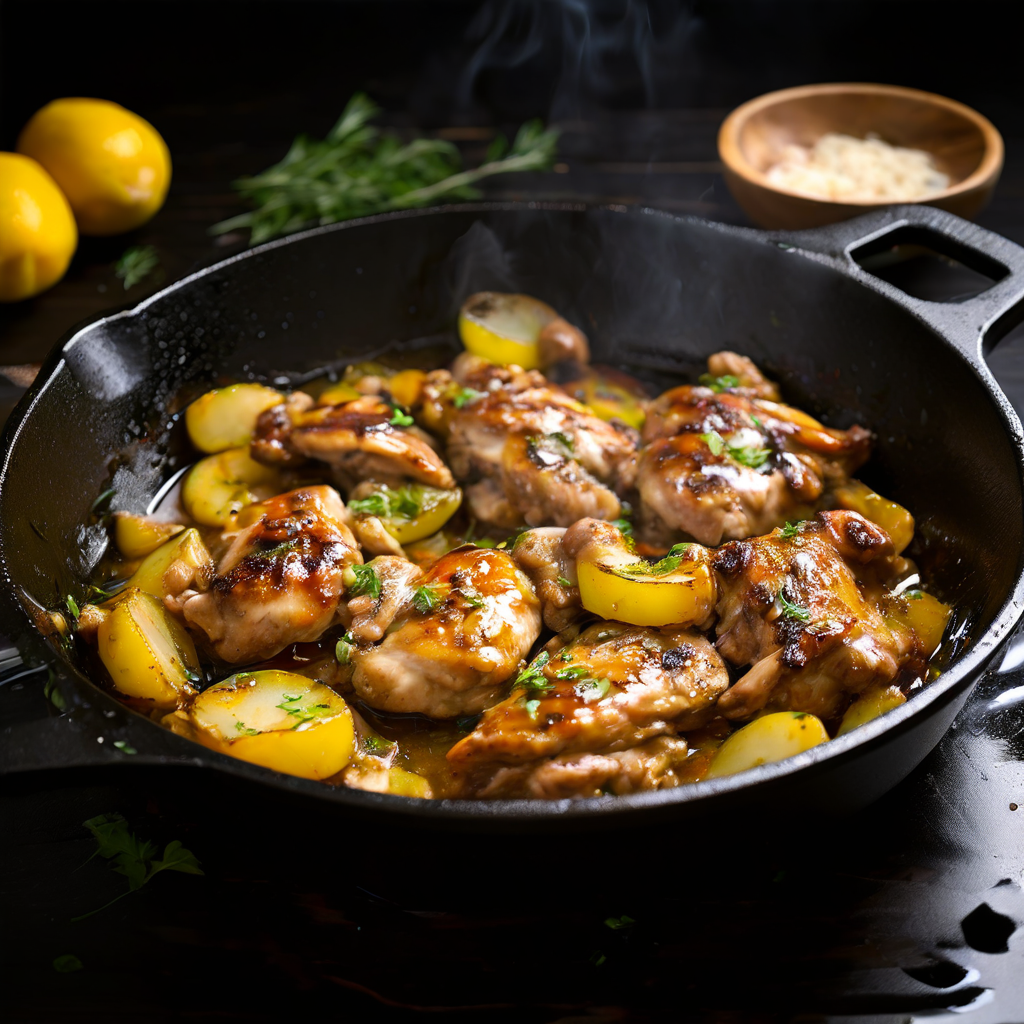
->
xmin=779 ymin=521 xmax=802 ymax=540
xmin=364 ymin=735 xmax=396 ymax=756
xmin=574 ymin=678 xmax=611 ymax=703
xmin=700 ymin=430 xmax=726 ymax=456
xmin=389 ymin=408 xmax=415 ymax=427
xmin=114 ymin=245 xmax=160 ymax=290
xmin=698 ymin=373 xmax=740 ymax=393
xmin=905 ymin=589 xmax=925 ymax=600
xmin=347 ymin=563 xmax=381 ymax=600
xmin=65 ymin=595 xmax=80 ymax=621
xmin=234 ymin=721 xmax=260 ymax=736
xmin=700 ymin=428 xmax=771 ymax=469
xmin=112 ymin=740 xmax=137 ymax=755
xmin=453 ymin=386 xmax=485 ymax=409
xmin=349 ymin=485 xmax=422 ymax=521
xmin=524 ymin=699 xmax=542 ymax=720
xmin=459 ymin=587 xmax=485 ymax=609
xmin=557 ymin=575 xmax=574 ymax=588
xmin=413 ymin=583 xmax=446 ymax=614
xmin=777 ymin=590 xmax=812 ymax=622
xmin=515 ymin=651 xmax=551 ymax=691
xmin=348 ymin=494 xmax=389 ymax=517
xmin=335 ymin=635 xmax=353 ymax=664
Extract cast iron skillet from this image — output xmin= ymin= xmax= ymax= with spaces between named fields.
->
xmin=2 ymin=202 xmax=1024 ymax=831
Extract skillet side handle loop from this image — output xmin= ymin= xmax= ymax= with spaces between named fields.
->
xmin=773 ymin=204 xmax=1024 ymax=365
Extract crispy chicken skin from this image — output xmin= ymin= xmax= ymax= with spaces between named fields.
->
xmin=478 ymin=735 xmax=692 ymax=799
xmin=637 ymin=354 xmax=871 ymax=544
xmin=181 ymin=486 xmax=361 ymax=664
xmin=349 ymin=547 xmax=542 ymax=718
xmin=712 ymin=510 xmax=922 ymax=722
xmin=421 ymin=354 xmax=637 ymax=528
xmin=448 ymin=621 xmax=728 ymax=769
xmin=252 ymin=393 xmax=455 ymax=490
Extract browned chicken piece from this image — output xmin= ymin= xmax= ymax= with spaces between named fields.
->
xmin=347 ymin=555 xmax=424 ymax=644
xmin=705 ymin=351 xmax=781 ymax=400
xmin=712 ymin=510 xmax=924 ymax=723
xmin=348 ymin=547 xmax=542 ymax=718
xmin=637 ymin=356 xmax=871 ymax=545
xmin=477 ymin=735 xmax=691 ymax=799
xmin=448 ymin=621 xmax=729 ymax=770
xmin=252 ymin=394 xmax=455 ymax=491
xmin=181 ymin=485 xmax=361 ymax=663
xmin=420 ymin=355 xmax=638 ymax=528
xmin=509 ymin=527 xmax=581 ymax=632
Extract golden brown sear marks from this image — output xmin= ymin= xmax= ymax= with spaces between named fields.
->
xmin=448 ymin=621 xmax=728 ymax=771
xmin=712 ymin=509 xmax=923 ymax=723
xmin=181 ymin=485 xmax=361 ymax=664
xmin=253 ymin=393 xmax=455 ymax=490
xmin=349 ymin=547 xmax=542 ymax=719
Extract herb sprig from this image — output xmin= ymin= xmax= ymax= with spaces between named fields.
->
xmin=211 ymin=93 xmax=560 ymax=245
xmin=114 ymin=245 xmax=160 ymax=290
xmin=700 ymin=429 xmax=772 ymax=469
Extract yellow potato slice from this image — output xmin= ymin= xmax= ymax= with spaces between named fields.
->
xmin=185 ymin=384 xmax=283 ymax=454
xmin=348 ymin=484 xmax=462 ymax=544
xmin=706 ymin=711 xmax=829 ymax=778
xmin=188 ymin=670 xmax=355 ymax=780
xmin=576 ymin=542 xmax=716 ymax=628
xmin=181 ymin=447 xmax=281 ymax=526
xmin=113 ymin=512 xmax=184 ymax=559
xmin=128 ymin=528 xmax=214 ymax=601
xmin=387 ymin=767 xmax=433 ymax=798
xmin=837 ymin=684 xmax=907 ymax=736
xmin=458 ymin=292 xmax=559 ymax=370
xmin=886 ymin=588 xmax=952 ymax=656
xmin=833 ymin=479 xmax=915 ymax=554
xmin=96 ymin=588 xmax=200 ymax=707
xmin=317 ymin=381 xmax=362 ymax=406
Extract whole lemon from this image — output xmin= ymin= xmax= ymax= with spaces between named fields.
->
xmin=17 ymin=98 xmax=171 ymax=236
xmin=0 ymin=152 xmax=78 ymax=302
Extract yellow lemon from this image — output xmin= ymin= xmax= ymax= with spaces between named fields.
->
xmin=17 ymin=98 xmax=171 ymax=236
xmin=0 ymin=152 xmax=77 ymax=302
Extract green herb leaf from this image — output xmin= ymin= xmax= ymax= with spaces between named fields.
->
xmin=779 ymin=521 xmax=802 ymax=540
xmin=905 ymin=588 xmax=925 ymax=600
xmin=53 ymin=954 xmax=83 ymax=973
xmin=453 ymin=386 xmax=485 ymax=409
xmin=574 ymin=678 xmax=612 ymax=704
xmin=65 ymin=595 xmax=80 ymax=622
xmin=590 ymin=951 xmax=607 ymax=967
xmin=459 ymin=587 xmax=485 ymax=609
xmin=777 ymin=590 xmax=812 ymax=622
xmin=515 ymin=651 xmax=551 ymax=691
xmin=234 ymin=721 xmax=261 ymax=736
xmin=728 ymin=445 xmax=771 ymax=469
xmin=413 ymin=583 xmax=446 ymax=614
xmin=114 ymin=245 xmax=160 ymax=290
xmin=335 ymin=635 xmax=353 ymax=664
xmin=90 ymin=487 xmax=116 ymax=513
xmin=347 ymin=563 xmax=381 ymax=600
xmin=389 ymin=408 xmax=415 ymax=427
xmin=524 ymin=699 xmax=542 ymax=720
xmin=211 ymin=93 xmax=559 ymax=245
xmin=698 ymin=373 xmax=740 ymax=393
xmin=276 ymin=694 xmax=333 ymax=726
xmin=557 ymin=575 xmax=574 ymax=588
xmin=604 ymin=914 xmax=635 ymax=930
xmin=348 ymin=494 xmax=389 ymax=517
xmin=112 ymin=740 xmax=137 ymax=755
xmin=700 ymin=430 xmax=726 ymax=455
xmin=364 ymin=734 xmax=396 ymax=756
xmin=348 ymin=485 xmax=422 ymax=522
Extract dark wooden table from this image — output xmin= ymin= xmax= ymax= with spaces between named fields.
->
xmin=4 ymin=2 xmax=1024 ymax=1020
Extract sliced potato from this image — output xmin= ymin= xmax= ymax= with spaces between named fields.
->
xmin=458 ymin=292 xmax=559 ymax=370
xmin=114 ymin=512 xmax=184 ymax=559
xmin=96 ymin=588 xmax=200 ymax=707
xmin=185 ymin=384 xmax=284 ymax=454
xmin=388 ymin=767 xmax=433 ymax=798
xmin=833 ymin=480 xmax=914 ymax=555
xmin=128 ymin=527 xmax=214 ymax=601
xmin=317 ymin=381 xmax=363 ymax=406
xmin=188 ymin=670 xmax=355 ymax=780
xmin=886 ymin=588 xmax=952 ymax=656
xmin=181 ymin=447 xmax=281 ymax=526
xmin=837 ymin=684 xmax=907 ymax=736
xmin=576 ymin=541 xmax=716 ymax=628
xmin=706 ymin=711 xmax=829 ymax=778
xmin=348 ymin=484 xmax=463 ymax=544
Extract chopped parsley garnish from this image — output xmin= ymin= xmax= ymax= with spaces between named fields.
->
xmin=349 ymin=485 xmax=421 ymax=521
xmin=557 ymin=575 xmax=574 ymax=588
xmin=255 ymin=539 xmax=300 ymax=560
xmin=389 ymin=408 xmax=415 ymax=427
xmin=73 ymin=813 xmax=203 ymax=921
xmin=700 ymin=429 xmax=771 ymax=469
xmin=777 ymin=590 xmax=812 ymax=622
xmin=413 ymin=583 xmax=446 ymax=614
xmin=515 ymin=651 xmax=551 ymax=691
xmin=611 ymin=518 xmax=634 ymax=536
xmin=779 ymin=521 xmax=802 ymax=540
xmin=524 ymin=699 xmax=542 ymax=720
xmin=346 ymin=563 xmax=381 ymax=600
xmin=65 ymin=595 xmax=80 ymax=622
xmin=364 ymin=735 xmax=397 ymax=756
xmin=620 ymin=543 xmax=692 ymax=579
xmin=554 ymin=664 xmax=589 ymax=680
xmin=453 ymin=386 xmax=485 ymax=409
xmin=574 ymin=678 xmax=611 ymax=704
xmin=276 ymin=694 xmax=333 ymax=727
xmin=527 ymin=432 xmax=575 ymax=462
xmin=335 ymin=635 xmax=353 ymax=664
xmin=905 ymin=589 xmax=925 ymax=600
xmin=234 ymin=721 xmax=260 ymax=736
xmin=698 ymin=373 xmax=740 ymax=393
xmin=112 ymin=740 xmax=137 ymax=755
xmin=459 ymin=587 xmax=485 ymax=609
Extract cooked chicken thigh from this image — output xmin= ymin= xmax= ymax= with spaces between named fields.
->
xmin=637 ymin=355 xmax=871 ymax=544
xmin=509 ymin=527 xmax=581 ymax=632
xmin=181 ymin=485 xmax=361 ymax=663
xmin=448 ymin=621 xmax=728 ymax=769
xmin=252 ymin=393 xmax=455 ymax=491
xmin=420 ymin=354 xmax=637 ymax=528
xmin=712 ymin=510 xmax=922 ymax=722
xmin=349 ymin=547 xmax=542 ymax=718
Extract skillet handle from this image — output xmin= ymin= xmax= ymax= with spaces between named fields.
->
xmin=773 ymin=204 xmax=1024 ymax=366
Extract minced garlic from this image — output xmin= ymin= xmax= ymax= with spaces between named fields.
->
xmin=765 ymin=132 xmax=949 ymax=201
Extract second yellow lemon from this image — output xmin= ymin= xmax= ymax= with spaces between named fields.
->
xmin=17 ymin=98 xmax=171 ymax=236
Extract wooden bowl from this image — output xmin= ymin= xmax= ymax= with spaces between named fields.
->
xmin=718 ymin=83 xmax=1003 ymax=230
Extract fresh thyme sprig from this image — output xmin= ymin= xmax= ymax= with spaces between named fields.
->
xmin=211 ymin=93 xmax=560 ymax=245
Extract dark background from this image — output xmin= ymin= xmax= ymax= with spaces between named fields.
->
xmin=3 ymin=2 xmax=1024 ymax=1021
